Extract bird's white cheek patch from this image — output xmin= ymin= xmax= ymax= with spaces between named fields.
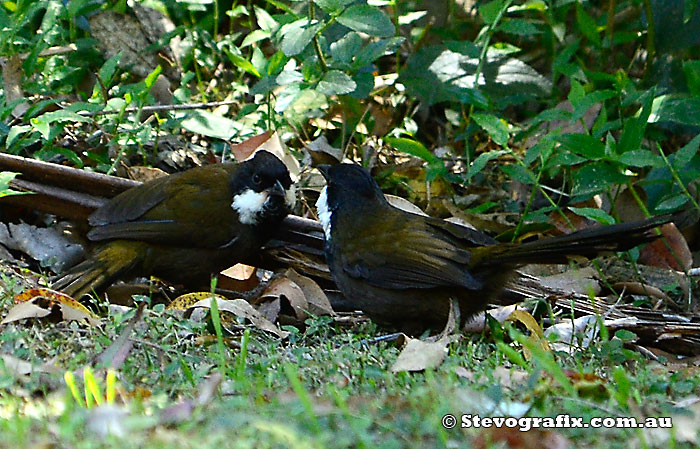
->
xmin=315 ymin=186 xmax=332 ymax=241
xmin=232 ymin=189 xmax=268 ymax=225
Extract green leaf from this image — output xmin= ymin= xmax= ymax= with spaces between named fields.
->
xmin=313 ymin=0 xmax=352 ymax=14
xmin=576 ymin=3 xmax=601 ymax=46
xmin=317 ymin=70 xmax=356 ymax=96
xmin=671 ymin=133 xmax=700 ymax=169
xmin=337 ymin=5 xmax=395 ymax=38
xmin=497 ymin=19 xmax=541 ymax=36
xmin=500 ymin=164 xmax=536 ymax=184
xmin=557 ymin=134 xmax=605 ymax=159
xmin=280 ymin=20 xmax=323 ymax=56
xmin=683 ymin=60 xmax=700 ymax=95
xmin=616 ymin=150 xmax=664 ymax=167
xmin=571 ymin=162 xmax=628 ymax=198
xmin=178 ymin=110 xmax=239 ymax=140
xmin=385 ymin=137 xmax=435 ymax=162
xmin=330 ymin=32 xmax=362 ymax=65
xmin=144 ymin=65 xmax=162 ymax=88
xmin=568 ymin=207 xmax=616 ymax=225
xmin=479 ymin=0 xmax=507 ymax=25
xmin=98 ymin=53 xmax=121 ymax=85
xmin=0 ymin=171 xmax=30 ymax=198
xmin=254 ymin=6 xmax=279 ymax=32
xmin=471 ymin=113 xmax=509 ymax=147
xmin=241 ymin=29 xmax=271 ymax=47
xmin=649 ymin=94 xmax=700 ymax=127
xmin=656 ymin=194 xmax=690 ymax=212
xmin=466 ymin=150 xmax=508 ymax=180
xmin=227 ymin=52 xmax=261 ymax=78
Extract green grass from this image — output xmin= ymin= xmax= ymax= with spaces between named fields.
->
xmin=0 ymin=293 xmax=696 ymax=448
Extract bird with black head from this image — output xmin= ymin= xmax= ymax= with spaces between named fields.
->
xmin=316 ymin=163 xmax=669 ymax=333
xmin=54 ymin=150 xmax=296 ymax=298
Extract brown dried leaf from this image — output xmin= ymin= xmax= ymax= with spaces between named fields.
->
xmin=3 ymin=289 xmax=99 ymax=325
xmin=260 ymin=276 xmax=308 ymax=321
xmin=304 ymin=135 xmax=342 ymax=166
xmin=126 ymin=165 xmax=168 ymax=183
xmin=638 ymin=223 xmax=692 ymax=271
xmin=191 ymin=297 xmax=289 ymax=339
xmin=390 ymin=337 xmax=452 ymax=372
xmin=283 ymin=268 xmax=335 ymax=316
xmin=231 ymin=132 xmax=300 ymax=179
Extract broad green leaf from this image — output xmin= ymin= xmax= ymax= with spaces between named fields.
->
xmin=576 ymin=3 xmax=601 ymax=46
xmin=317 ymin=70 xmax=356 ymax=96
xmin=6 ymin=125 xmax=31 ymax=147
xmin=497 ymin=19 xmax=541 ymax=36
xmin=398 ymin=11 xmax=427 ymax=25
xmin=557 ymin=134 xmax=605 ymax=159
xmin=385 ymin=137 xmax=435 ymax=162
xmin=98 ymin=53 xmax=121 ymax=85
xmin=227 ymin=52 xmax=261 ymax=77
xmin=241 ymin=29 xmax=271 ymax=47
xmin=500 ymin=164 xmax=536 ymax=184
xmin=671 ymin=133 xmax=700 ymax=169
xmin=649 ymin=94 xmax=700 ymax=127
xmin=286 ymin=88 xmax=328 ymax=117
xmin=0 ymin=171 xmax=30 ymax=198
xmin=479 ymin=0 xmax=507 ymax=25
xmin=568 ymin=207 xmax=616 ymax=225
xmin=254 ymin=6 xmax=279 ymax=32
xmin=684 ymin=60 xmax=700 ymax=95
xmin=330 ymin=32 xmax=362 ymax=65
xmin=571 ymin=162 xmax=628 ymax=198
xmin=337 ymin=5 xmax=395 ymax=38
xmin=656 ymin=194 xmax=690 ymax=212
xmin=178 ymin=110 xmax=239 ymax=140
xmin=471 ymin=113 xmax=509 ymax=147
xmin=617 ymin=150 xmax=664 ymax=167
xmin=466 ymin=150 xmax=508 ymax=180
xmin=280 ymin=20 xmax=323 ymax=56
xmin=313 ymin=0 xmax=352 ymax=14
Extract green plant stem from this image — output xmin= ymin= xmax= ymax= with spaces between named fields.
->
xmin=310 ymin=3 xmax=331 ymax=72
xmin=656 ymin=143 xmax=700 ymax=213
xmin=214 ymin=0 xmax=219 ymax=38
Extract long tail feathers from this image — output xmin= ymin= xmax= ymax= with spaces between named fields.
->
xmin=472 ymin=214 xmax=671 ymax=267
xmin=51 ymin=242 xmax=142 ymax=298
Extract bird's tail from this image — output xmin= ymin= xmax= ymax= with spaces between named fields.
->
xmin=52 ymin=241 xmax=142 ymax=298
xmin=471 ymin=215 xmax=671 ymax=267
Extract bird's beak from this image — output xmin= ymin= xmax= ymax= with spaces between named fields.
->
xmin=317 ymin=164 xmax=331 ymax=181
xmin=270 ymin=179 xmax=285 ymax=197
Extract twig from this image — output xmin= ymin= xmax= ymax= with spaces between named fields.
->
xmin=77 ymin=100 xmax=241 ymax=117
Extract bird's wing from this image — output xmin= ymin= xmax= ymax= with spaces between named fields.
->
xmin=338 ymin=213 xmax=486 ymax=290
xmin=87 ymin=165 xmax=237 ymax=247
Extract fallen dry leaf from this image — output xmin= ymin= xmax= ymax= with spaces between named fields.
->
xmin=638 ymin=223 xmax=692 ymax=271
xmin=283 ymin=268 xmax=335 ymax=316
xmin=304 ymin=135 xmax=342 ymax=165
xmin=3 ymin=289 xmax=100 ymax=326
xmin=391 ymin=299 xmax=460 ymax=372
xmin=190 ymin=297 xmax=289 ymax=339
xmin=0 ymin=354 xmax=60 ymax=376
xmin=259 ymin=276 xmax=309 ymax=322
xmin=231 ymin=132 xmax=300 ymax=180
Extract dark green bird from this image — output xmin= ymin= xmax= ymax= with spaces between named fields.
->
xmin=316 ymin=163 xmax=669 ymax=332
xmin=54 ymin=150 xmax=295 ymax=298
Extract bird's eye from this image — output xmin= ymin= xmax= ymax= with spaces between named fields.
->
xmin=252 ymin=174 xmax=262 ymax=185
